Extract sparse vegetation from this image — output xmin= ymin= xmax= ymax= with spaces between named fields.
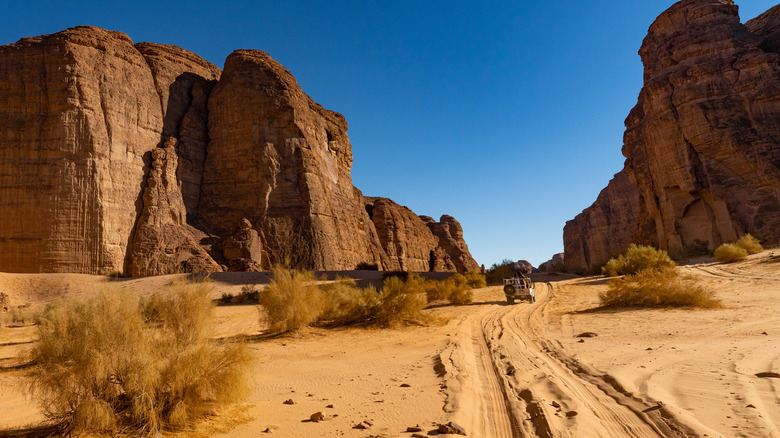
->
xmin=355 ymin=262 xmax=379 ymax=270
xmin=260 ymin=267 xmax=324 ymax=333
xmin=27 ymin=281 xmax=250 ymax=436
xmin=600 ymin=267 xmax=721 ymax=309
xmin=602 ymin=244 xmax=676 ymax=277
xmin=736 ymin=234 xmax=763 ymax=255
xmin=485 ymin=259 xmax=516 ymax=284
xmin=220 ymin=285 xmax=260 ymax=305
xmin=382 ymin=270 xmax=410 ymax=281
xmin=320 ymin=278 xmax=380 ymax=326
xmin=375 ymin=274 xmax=429 ymax=326
xmin=464 ymin=269 xmax=487 ymax=289
xmin=98 ymin=268 xmax=123 ymax=279
xmin=672 ymin=239 xmax=711 ymax=261
xmin=714 ymin=243 xmax=748 ymax=263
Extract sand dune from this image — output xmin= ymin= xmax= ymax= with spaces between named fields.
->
xmin=1 ymin=252 xmax=779 ymax=436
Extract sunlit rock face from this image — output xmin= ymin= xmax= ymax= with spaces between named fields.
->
xmin=565 ymin=0 xmax=780 ymax=270
xmin=0 ymin=27 xmax=478 ymax=274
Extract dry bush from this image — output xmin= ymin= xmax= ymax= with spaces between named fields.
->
xmin=485 ymin=259 xmax=516 ymax=284
xmin=375 ymin=274 xmax=429 ymax=326
xmin=736 ymin=234 xmax=763 ymax=255
xmin=423 ymin=274 xmax=473 ymax=305
xmin=672 ymin=239 xmax=711 ymax=260
xmin=28 ymin=282 xmax=250 ymax=436
xmin=600 ymin=268 xmax=721 ymax=309
xmin=602 ymin=244 xmax=676 ymax=277
xmin=714 ymin=243 xmax=748 ymax=263
xmin=320 ymin=278 xmax=380 ymax=325
xmin=464 ymin=270 xmax=487 ymax=288
xmin=4 ymin=304 xmax=34 ymax=326
xmin=260 ymin=267 xmax=324 ymax=333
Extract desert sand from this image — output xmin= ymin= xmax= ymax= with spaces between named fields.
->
xmin=1 ymin=253 xmax=779 ymax=437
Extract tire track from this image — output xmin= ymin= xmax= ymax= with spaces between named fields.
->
xmin=442 ymin=282 xmax=696 ymax=437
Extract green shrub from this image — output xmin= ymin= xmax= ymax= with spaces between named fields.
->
xmin=260 ymin=268 xmax=324 ymax=333
xmin=28 ymin=282 xmax=250 ymax=436
xmin=464 ymin=270 xmax=487 ymax=288
xmin=600 ymin=268 xmax=720 ymax=308
xmin=320 ymin=278 xmax=380 ymax=325
xmin=375 ymin=274 xmax=428 ymax=326
xmin=736 ymin=234 xmax=763 ymax=255
xmin=602 ymin=244 xmax=676 ymax=277
xmin=485 ymin=259 xmax=516 ymax=284
xmin=714 ymin=243 xmax=748 ymax=263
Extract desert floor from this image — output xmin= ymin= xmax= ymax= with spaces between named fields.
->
xmin=1 ymin=253 xmax=779 ymax=437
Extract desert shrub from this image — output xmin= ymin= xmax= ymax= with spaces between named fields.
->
xmin=355 ymin=262 xmax=379 ymax=270
xmin=28 ymin=282 xmax=250 ymax=436
xmin=446 ymin=274 xmax=473 ymax=305
xmin=485 ymin=259 xmax=516 ymax=284
xmin=98 ymin=269 xmax=123 ymax=279
xmin=260 ymin=267 xmax=324 ymax=333
xmin=602 ymin=244 xmax=675 ymax=277
xmin=382 ymin=270 xmax=409 ymax=281
xmin=672 ymin=239 xmax=711 ymax=260
xmin=600 ymin=268 xmax=720 ymax=308
xmin=714 ymin=243 xmax=748 ymax=263
xmin=736 ymin=234 xmax=763 ymax=255
xmin=464 ymin=270 xmax=487 ymax=288
xmin=375 ymin=274 xmax=428 ymax=326
xmin=7 ymin=304 xmax=34 ymax=326
xmin=320 ymin=278 xmax=380 ymax=325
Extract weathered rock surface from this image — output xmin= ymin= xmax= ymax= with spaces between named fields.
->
xmin=0 ymin=26 xmax=163 ymax=273
xmin=198 ymin=50 xmax=388 ymax=271
xmin=366 ymin=198 xmax=456 ymax=272
xmin=126 ymin=139 xmax=221 ymax=276
xmin=421 ymin=215 xmax=480 ymax=272
xmin=0 ymin=27 xmax=479 ymax=275
xmin=565 ymin=0 xmax=780 ymax=269
xmin=564 ymin=170 xmax=643 ymax=269
xmin=539 ymin=253 xmax=565 ymax=272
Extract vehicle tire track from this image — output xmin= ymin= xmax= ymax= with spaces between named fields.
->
xmin=442 ymin=282 xmax=697 ymax=437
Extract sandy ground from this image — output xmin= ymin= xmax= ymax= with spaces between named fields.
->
xmin=1 ymin=252 xmax=779 ymax=437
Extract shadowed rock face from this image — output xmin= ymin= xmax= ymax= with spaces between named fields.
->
xmin=0 ymin=27 xmax=479 ymax=275
xmin=565 ymin=0 xmax=780 ymax=270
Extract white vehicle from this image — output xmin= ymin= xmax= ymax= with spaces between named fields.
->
xmin=503 ymin=276 xmax=535 ymax=304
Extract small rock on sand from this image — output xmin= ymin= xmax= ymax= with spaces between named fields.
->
xmin=438 ymin=421 xmax=467 ymax=435
xmin=310 ymin=412 xmax=326 ymax=422
xmin=407 ymin=425 xmax=423 ymax=432
xmin=576 ymin=332 xmax=598 ymax=338
xmin=283 ymin=399 xmax=295 ymax=405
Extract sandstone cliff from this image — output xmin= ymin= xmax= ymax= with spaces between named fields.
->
xmin=565 ymin=0 xmax=780 ymax=269
xmin=0 ymin=27 xmax=478 ymax=275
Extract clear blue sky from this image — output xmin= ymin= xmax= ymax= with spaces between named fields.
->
xmin=1 ymin=1 xmax=777 ymax=267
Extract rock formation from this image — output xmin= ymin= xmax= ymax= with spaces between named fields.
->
xmin=564 ymin=170 xmax=644 ymax=269
xmin=539 ymin=253 xmax=565 ymax=272
xmin=366 ymin=197 xmax=459 ymax=272
xmin=0 ymin=26 xmax=479 ymax=275
xmin=565 ymin=0 xmax=780 ymax=270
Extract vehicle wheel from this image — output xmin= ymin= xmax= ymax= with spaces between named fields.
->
xmin=503 ymin=284 xmax=515 ymax=295
xmin=507 ymin=296 xmax=515 ymax=305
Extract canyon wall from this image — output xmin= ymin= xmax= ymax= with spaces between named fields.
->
xmin=565 ymin=0 xmax=780 ymax=270
xmin=0 ymin=26 xmax=477 ymax=274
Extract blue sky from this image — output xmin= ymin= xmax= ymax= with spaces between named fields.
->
xmin=1 ymin=1 xmax=777 ymax=267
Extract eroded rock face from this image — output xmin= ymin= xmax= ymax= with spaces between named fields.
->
xmin=565 ymin=0 xmax=780 ymax=270
xmin=564 ymin=170 xmax=644 ymax=269
xmin=126 ymin=139 xmax=221 ymax=276
xmin=366 ymin=198 xmax=455 ymax=272
xmin=421 ymin=215 xmax=479 ymax=272
xmin=539 ymin=253 xmax=565 ymax=272
xmin=199 ymin=50 xmax=388 ymax=271
xmin=0 ymin=27 xmax=479 ymax=275
xmin=0 ymin=26 xmax=163 ymax=273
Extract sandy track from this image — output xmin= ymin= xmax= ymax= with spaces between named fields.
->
xmin=440 ymin=283 xmax=695 ymax=437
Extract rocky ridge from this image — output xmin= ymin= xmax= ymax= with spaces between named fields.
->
xmin=0 ymin=26 xmax=478 ymax=275
xmin=565 ymin=0 xmax=780 ymax=270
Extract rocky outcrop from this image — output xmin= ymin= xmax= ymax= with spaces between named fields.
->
xmin=126 ymin=139 xmax=221 ymax=276
xmin=198 ymin=50 xmax=388 ymax=271
xmin=0 ymin=27 xmax=163 ymax=273
xmin=564 ymin=171 xmax=644 ymax=269
xmin=0 ymin=27 xmax=479 ymax=275
xmin=565 ymin=0 xmax=780 ymax=270
xmin=365 ymin=198 xmax=455 ymax=272
xmin=421 ymin=215 xmax=480 ymax=272
xmin=539 ymin=253 xmax=565 ymax=272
